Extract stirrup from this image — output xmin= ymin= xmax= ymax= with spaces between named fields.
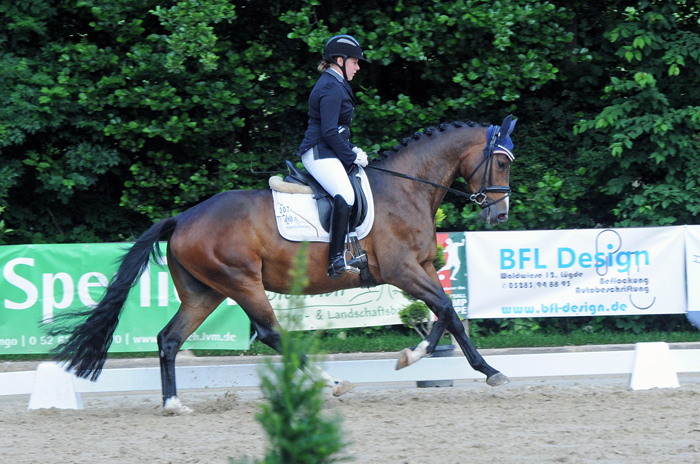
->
xmin=346 ymin=252 xmax=367 ymax=272
xmin=328 ymin=255 xmax=361 ymax=279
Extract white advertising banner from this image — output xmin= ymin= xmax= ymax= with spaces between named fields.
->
xmin=266 ymin=231 xmax=463 ymax=330
xmin=685 ymin=226 xmax=700 ymax=311
xmin=269 ymin=285 xmax=410 ymax=331
xmin=466 ymin=227 xmax=686 ymax=318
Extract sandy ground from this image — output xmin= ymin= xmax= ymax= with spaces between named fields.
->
xmin=2 ymin=348 xmax=700 ymax=464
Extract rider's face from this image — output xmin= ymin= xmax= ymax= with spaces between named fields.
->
xmin=335 ymin=57 xmax=360 ymax=81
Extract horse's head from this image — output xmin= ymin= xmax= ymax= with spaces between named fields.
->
xmin=461 ymin=115 xmax=516 ymax=226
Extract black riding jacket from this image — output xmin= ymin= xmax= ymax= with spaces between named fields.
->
xmin=297 ymin=69 xmax=357 ymax=171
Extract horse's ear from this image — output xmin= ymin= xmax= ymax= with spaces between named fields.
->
xmin=507 ymin=118 xmax=517 ymax=137
xmin=498 ymin=115 xmax=516 ymax=141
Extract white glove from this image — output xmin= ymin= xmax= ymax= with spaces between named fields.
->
xmin=352 ymin=147 xmax=368 ymax=167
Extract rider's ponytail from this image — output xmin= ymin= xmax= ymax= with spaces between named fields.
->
xmin=317 ymin=59 xmax=331 ymax=73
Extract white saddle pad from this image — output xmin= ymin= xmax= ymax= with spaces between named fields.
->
xmin=272 ymin=167 xmax=375 ymax=243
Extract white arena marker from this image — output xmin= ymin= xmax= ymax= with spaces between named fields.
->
xmin=629 ymin=342 xmax=680 ymax=391
xmin=28 ymin=363 xmax=83 ymax=410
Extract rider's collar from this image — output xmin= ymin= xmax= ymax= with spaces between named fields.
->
xmin=326 ymin=68 xmax=344 ymax=82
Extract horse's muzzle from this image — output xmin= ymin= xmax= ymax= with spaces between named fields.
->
xmin=479 ymin=207 xmax=508 ymax=226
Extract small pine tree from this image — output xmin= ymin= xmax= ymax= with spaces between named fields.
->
xmin=399 ymin=301 xmax=432 ymax=339
xmin=255 ymin=330 xmax=348 ymax=464
xmin=232 ymin=242 xmax=349 ymax=463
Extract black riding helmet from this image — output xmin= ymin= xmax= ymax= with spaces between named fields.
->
xmin=323 ymin=35 xmax=366 ymax=81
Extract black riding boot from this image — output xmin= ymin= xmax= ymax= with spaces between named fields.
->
xmin=327 ymin=195 xmax=352 ymax=279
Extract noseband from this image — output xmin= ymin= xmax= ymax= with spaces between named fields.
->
xmin=367 ymin=126 xmax=511 ymax=208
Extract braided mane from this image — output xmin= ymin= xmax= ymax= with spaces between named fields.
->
xmin=372 ymin=120 xmax=489 ymax=163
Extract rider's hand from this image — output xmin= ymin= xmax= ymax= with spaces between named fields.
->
xmin=353 ymin=147 xmax=368 ymax=167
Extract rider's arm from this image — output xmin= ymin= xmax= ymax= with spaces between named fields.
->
xmin=318 ymin=83 xmax=357 ymax=169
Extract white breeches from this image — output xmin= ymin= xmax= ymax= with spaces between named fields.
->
xmin=301 ymin=149 xmax=355 ymax=206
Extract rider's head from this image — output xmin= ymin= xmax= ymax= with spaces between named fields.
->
xmin=319 ymin=35 xmax=366 ymax=81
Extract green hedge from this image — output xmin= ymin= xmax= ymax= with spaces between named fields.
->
xmin=2 ymin=0 xmax=699 ymax=244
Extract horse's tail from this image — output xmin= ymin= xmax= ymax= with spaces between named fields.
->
xmin=50 ymin=217 xmax=179 ymax=381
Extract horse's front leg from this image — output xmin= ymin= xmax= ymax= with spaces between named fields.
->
xmin=440 ymin=299 xmax=509 ymax=386
xmin=392 ymin=267 xmax=509 ymax=387
xmin=250 ymin=321 xmax=355 ymax=398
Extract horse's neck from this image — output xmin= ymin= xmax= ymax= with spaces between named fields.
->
xmin=378 ymin=130 xmax=469 ymax=207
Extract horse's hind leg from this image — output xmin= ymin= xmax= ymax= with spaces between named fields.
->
xmin=159 ymin=252 xmax=225 ymax=415
xmin=250 ymin=320 xmax=355 ymax=397
xmin=158 ymin=300 xmax=223 ymax=414
xmin=240 ymin=289 xmax=354 ymax=397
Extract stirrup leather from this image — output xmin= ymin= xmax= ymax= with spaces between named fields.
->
xmin=346 ymin=235 xmax=368 ymax=273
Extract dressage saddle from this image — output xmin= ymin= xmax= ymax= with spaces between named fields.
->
xmin=283 ymin=161 xmax=370 ymax=234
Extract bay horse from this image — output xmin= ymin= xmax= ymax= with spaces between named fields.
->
xmin=51 ymin=115 xmax=516 ymax=414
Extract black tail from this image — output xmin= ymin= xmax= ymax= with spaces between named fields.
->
xmin=50 ymin=217 xmax=179 ymax=380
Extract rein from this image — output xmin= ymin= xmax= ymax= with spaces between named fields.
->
xmin=365 ymin=165 xmax=476 ymax=199
xmin=366 ymin=126 xmax=511 ymax=208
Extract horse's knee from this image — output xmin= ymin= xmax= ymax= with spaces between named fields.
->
xmin=427 ymin=295 xmax=454 ymax=333
xmin=430 ymin=294 xmax=454 ymax=317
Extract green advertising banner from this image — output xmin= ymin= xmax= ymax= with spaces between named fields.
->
xmin=1 ymin=234 xmax=470 ymax=354
xmin=0 ymin=243 xmax=250 ymax=354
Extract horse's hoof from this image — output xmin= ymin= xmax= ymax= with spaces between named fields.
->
xmin=332 ymin=380 xmax=355 ymax=397
xmin=486 ymin=372 xmax=510 ymax=387
xmin=163 ymin=396 xmax=193 ymax=415
xmin=395 ymin=348 xmax=412 ymax=370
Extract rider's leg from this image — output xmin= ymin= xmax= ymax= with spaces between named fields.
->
xmin=301 ymin=150 xmax=355 ymax=206
xmin=327 ymin=195 xmax=352 ymax=279
xmin=301 ymin=150 xmax=358 ymax=278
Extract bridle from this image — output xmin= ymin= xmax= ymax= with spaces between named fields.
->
xmin=366 ymin=126 xmax=511 ymax=209
xmin=463 ymin=124 xmax=511 ymax=208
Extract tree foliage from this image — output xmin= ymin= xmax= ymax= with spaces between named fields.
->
xmin=1 ymin=0 xmax=698 ymax=245
xmin=576 ymin=0 xmax=700 ymax=226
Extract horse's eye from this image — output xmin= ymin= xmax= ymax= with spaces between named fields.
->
xmin=497 ymin=160 xmax=506 ymax=169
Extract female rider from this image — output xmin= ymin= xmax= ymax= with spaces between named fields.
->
xmin=297 ymin=35 xmax=368 ymax=279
